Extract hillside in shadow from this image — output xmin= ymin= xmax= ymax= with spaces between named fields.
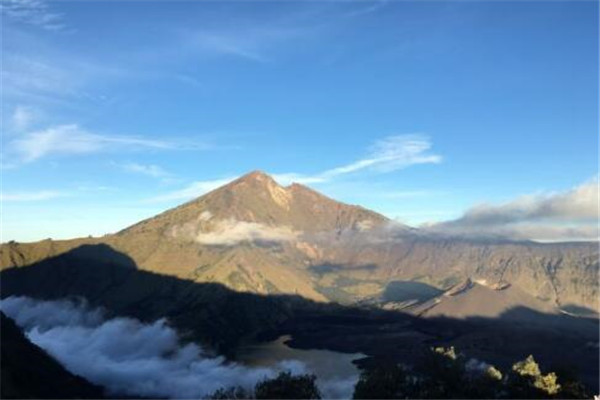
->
xmin=1 ymin=244 xmax=598 ymax=390
xmin=1 ymin=312 xmax=104 ymax=399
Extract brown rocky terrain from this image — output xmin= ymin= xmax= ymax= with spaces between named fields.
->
xmin=1 ymin=170 xmax=598 ymax=314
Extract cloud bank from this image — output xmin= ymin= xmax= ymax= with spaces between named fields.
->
xmin=0 ymin=296 xmax=357 ymax=399
xmin=195 ymin=218 xmax=299 ymax=246
xmin=426 ymin=179 xmax=599 ymax=242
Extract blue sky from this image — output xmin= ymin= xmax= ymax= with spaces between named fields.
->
xmin=1 ymin=0 xmax=598 ymax=242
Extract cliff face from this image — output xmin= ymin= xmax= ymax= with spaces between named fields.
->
xmin=1 ymin=171 xmax=598 ymax=313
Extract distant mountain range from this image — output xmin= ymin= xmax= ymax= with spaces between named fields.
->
xmin=2 ymin=170 xmax=598 ymax=316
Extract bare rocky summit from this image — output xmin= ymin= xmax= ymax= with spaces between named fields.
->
xmin=1 ymin=170 xmax=598 ymax=315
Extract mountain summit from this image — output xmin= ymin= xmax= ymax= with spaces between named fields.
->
xmin=123 ymin=170 xmax=389 ymax=237
xmin=1 ymin=170 xmax=598 ymax=312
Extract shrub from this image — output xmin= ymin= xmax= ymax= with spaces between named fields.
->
xmin=507 ymin=355 xmax=561 ymax=398
xmin=353 ymin=364 xmax=416 ymax=399
xmin=254 ymin=371 xmax=321 ymax=399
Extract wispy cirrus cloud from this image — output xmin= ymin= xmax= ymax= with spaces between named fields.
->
xmin=149 ymin=134 xmax=441 ymax=204
xmin=0 ymin=190 xmax=65 ymax=202
xmin=425 ymin=178 xmax=599 ymax=242
xmin=147 ymin=177 xmax=236 ymax=203
xmin=0 ymin=0 xmax=66 ymax=31
xmin=193 ymin=32 xmax=267 ymax=62
xmin=274 ymin=134 xmax=441 ymax=185
xmin=8 ymin=124 xmax=208 ymax=163
xmin=342 ymin=0 xmax=389 ymax=19
xmin=10 ymin=105 xmax=38 ymax=131
xmin=114 ymin=162 xmax=174 ymax=181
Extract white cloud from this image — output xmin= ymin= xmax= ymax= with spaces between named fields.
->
xmin=9 ymin=124 xmax=202 ymax=163
xmin=116 ymin=162 xmax=173 ymax=180
xmin=274 ymin=134 xmax=441 ymax=185
xmin=195 ymin=219 xmax=298 ymax=246
xmin=148 ymin=178 xmax=236 ymax=203
xmin=0 ymin=0 xmax=66 ymax=31
xmin=0 ymin=297 xmax=304 ymax=398
xmin=1 ymin=296 xmax=357 ymax=399
xmin=150 ymin=134 xmax=441 ymax=204
xmin=0 ymin=190 xmax=65 ymax=202
xmin=342 ymin=0 xmax=389 ymax=18
xmin=11 ymin=105 xmax=37 ymax=131
xmin=426 ymin=179 xmax=599 ymax=242
xmin=194 ymin=33 xmax=266 ymax=62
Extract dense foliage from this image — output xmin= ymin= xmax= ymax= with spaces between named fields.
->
xmin=206 ymin=372 xmax=321 ymax=400
xmin=207 ymin=346 xmax=591 ymax=399
xmin=353 ymin=347 xmax=591 ymax=399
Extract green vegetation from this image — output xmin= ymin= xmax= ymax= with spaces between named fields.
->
xmin=353 ymin=347 xmax=591 ymax=399
xmin=206 ymin=371 xmax=321 ymax=400
xmin=255 ymin=371 xmax=321 ymax=399
xmin=353 ymin=364 xmax=417 ymax=399
xmin=208 ymin=348 xmax=590 ymax=400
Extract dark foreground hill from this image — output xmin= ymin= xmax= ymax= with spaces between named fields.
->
xmin=1 ymin=244 xmax=598 ymax=391
xmin=1 ymin=312 xmax=104 ymax=399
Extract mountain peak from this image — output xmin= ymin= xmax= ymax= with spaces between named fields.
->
xmin=235 ymin=170 xmax=279 ymax=185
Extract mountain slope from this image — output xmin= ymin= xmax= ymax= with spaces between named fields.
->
xmin=1 ymin=312 xmax=104 ymax=399
xmin=1 ymin=171 xmax=598 ymax=312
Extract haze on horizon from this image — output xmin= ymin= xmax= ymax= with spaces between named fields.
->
xmin=1 ymin=0 xmax=598 ymax=243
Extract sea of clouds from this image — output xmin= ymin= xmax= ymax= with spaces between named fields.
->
xmin=1 ymin=296 xmax=357 ymax=399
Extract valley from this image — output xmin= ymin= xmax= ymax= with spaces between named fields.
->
xmin=1 ymin=171 xmax=598 ymax=397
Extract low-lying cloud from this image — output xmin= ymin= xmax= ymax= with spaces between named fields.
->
xmin=195 ymin=218 xmax=299 ymax=246
xmin=426 ymin=179 xmax=599 ymax=242
xmin=0 ymin=296 xmax=357 ymax=399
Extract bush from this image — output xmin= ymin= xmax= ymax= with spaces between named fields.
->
xmin=353 ymin=364 xmax=417 ymax=399
xmin=419 ymin=346 xmax=468 ymax=398
xmin=254 ymin=371 xmax=321 ymax=399
xmin=205 ymin=371 xmax=320 ymax=400
xmin=351 ymin=348 xmax=590 ymax=399
xmin=507 ymin=355 xmax=561 ymax=398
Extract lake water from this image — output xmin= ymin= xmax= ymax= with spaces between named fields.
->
xmin=236 ymin=335 xmax=365 ymax=399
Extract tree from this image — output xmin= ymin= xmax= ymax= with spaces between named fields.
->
xmin=418 ymin=346 xmax=468 ymax=398
xmin=254 ymin=371 xmax=321 ymax=399
xmin=353 ymin=364 xmax=417 ymax=399
xmin=507 ymin=355 xmax=561 ymax=398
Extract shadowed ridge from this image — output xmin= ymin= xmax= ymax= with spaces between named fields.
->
xmin=1 ymin=312 xmax=104 ymax=399
xmin=1 ymin=244 xmax=598 ymax=390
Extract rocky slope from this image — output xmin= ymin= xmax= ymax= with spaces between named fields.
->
xmin=1 ymin=171 xmax=598 ymax=313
